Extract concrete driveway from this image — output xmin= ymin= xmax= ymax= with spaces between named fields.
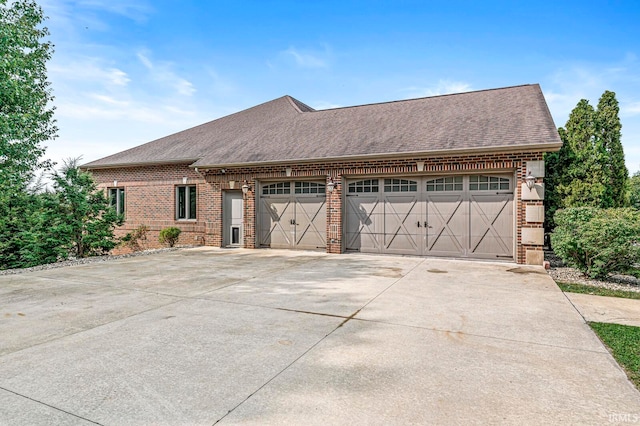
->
xmin=1 ymin=248 xmax=639 ymax=425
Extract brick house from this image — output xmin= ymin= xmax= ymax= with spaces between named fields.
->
xmin=81 ymin=84 xmax=561 ymax=264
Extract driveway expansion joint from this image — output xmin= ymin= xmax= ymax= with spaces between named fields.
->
xmin=0 ymin=386 xmax=102 ymax=425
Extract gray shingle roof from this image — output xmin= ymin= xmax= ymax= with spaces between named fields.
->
xmin=82 ymin=84 xmax=561 ymax=169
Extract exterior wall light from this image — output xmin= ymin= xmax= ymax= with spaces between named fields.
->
xmin=327 ymin=176 xmax=336 ymax=193
xmin=525 ymin=171 xmax=536 ymax=191
xmin=242 ymin=180 xmax=250 ymax=195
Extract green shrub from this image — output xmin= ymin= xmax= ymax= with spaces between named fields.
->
xmin=551 ymin=207 xmax=640 ymax=279
xmin=120 ymin=225 xmax=149 ymax=252
xmin=159 ymin=227 xmax=181 ymax=247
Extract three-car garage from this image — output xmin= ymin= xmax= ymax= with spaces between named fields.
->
xmin=257 ymin=174 xmax=515 ymax=260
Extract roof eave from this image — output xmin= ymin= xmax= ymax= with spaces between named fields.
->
xmin=80 ymin=158 xmax=200 ymax=171
xmin=190 ymin=142 xmax=563 ymax=170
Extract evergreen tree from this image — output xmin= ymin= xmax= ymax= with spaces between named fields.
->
xmin=629 ymin=171 xmax=640 ymax=209
xmin=556 ymin=99 xmax=607 ymax=207
xmin=544 ymin=128 xmax=573 ymax=231
xmin=596 ymin=91 xmax=628 ymax=207
xmin=51 ymin=158 xmax=124 ymax=258
xmin=548 ymin=91 xmax=629 ymax=222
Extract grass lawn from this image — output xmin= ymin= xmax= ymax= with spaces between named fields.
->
xmin=557 ymin=282 xmax=640 ymax=300
xmin=590 ymin=322 xmax=640 ymax=390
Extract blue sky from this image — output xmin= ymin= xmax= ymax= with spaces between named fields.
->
xmin=41 ymin=0 xmax=640 ymax=173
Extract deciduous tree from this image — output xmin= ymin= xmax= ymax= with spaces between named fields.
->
xmin=0 ymin=0 xmax=57 ymax=268
xmin=0 ymin=0 xmax=56 ymax=187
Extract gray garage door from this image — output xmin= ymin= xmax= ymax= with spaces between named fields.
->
xmin=258 ymin=181 xmax=327 ymax=250
xmin=345 ymin=175 xmax=514 ymax=260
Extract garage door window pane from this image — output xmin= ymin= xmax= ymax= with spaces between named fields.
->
xmin=384 ymin=179 xmax=417 ymax=192
xmin=295 ymin=181 xmax=326 ymax=194
xmin=348 ymin=179 xmax=379 ymax=193
xmin=262 ymin=182 xmax=291 ymax=195
xmin=470 ymin=176 xmax=510 ymax=191
xmin=426 ymin=176 xmax=462 ymax=192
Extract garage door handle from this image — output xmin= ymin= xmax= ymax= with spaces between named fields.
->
xmin=424 ymin=221 xmax=429 ymax=228
xmin=290 ymin=219 xmax=296 ymax=225
xmin=417 ymin=221 xmax=421 ymax=227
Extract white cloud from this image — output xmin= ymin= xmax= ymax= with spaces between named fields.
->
xmin=137 ymin=51 xmax=196 ymax=96
xmin=88 ymin=93 xmax=130 ymax=106
xmin=137 ymin=51 xmax=153 ymax=69
xmin=278 ymin=45 xmax=332 ymax=69
xmin=284 ymin=47 xmax=327 ymax=68
xmin=175 ymin=79 xmax=196 ymax=97
xmin=623 ymin=101 xmax=640 ymax=117
xmin=75 ymin=0 xmax=152 ymax=22
xmin=401 ymin=80 xmax=472 ymax=98
xmin=205 ymin=68 xmax=235 ymax=95
xmin=312 ymin=101 xmax=343 ymax=110
xmin=50 ymin=60 xmax=130 ymax=87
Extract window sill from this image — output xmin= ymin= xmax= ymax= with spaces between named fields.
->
xmin=175 ymin=219 xmax=197 ymax=222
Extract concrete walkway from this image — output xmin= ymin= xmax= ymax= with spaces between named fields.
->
xmin=566 ymin=292 xmax=640 ymax=327
xmin=1 ymin=248 xmax=639 ymax=425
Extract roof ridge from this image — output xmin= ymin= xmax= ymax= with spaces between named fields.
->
xmin=284 ymin=95 xmax=315 ymax=113
xmin=314 ymin=84 xmax=538 ymax=112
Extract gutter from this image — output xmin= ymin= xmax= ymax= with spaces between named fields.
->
xmin=78 ymin=142 xmax=562 ymax=171
xmin=190 ymin=142 xmax=563 ymax=170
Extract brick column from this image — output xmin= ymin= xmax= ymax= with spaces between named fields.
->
xmin=520 ymin=161 xmax=546 ymax=265
xmin=326 ymin=174 xmax=343 ymax=254
xmin=243 ymin=180 xmax=256 ymax=249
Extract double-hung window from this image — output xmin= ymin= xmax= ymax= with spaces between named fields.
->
xmin=176 ymin=185 xmax=196 ymax=220
xmin=109 ymin=188 xmax=125 ymax=216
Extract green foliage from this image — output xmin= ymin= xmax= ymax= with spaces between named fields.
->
xmin=120 ymin=225 xmax=149 ymax=252
xmin=159 ymin=227 xmax=181 ymax=247
xmin=551 ymin=207 xmax=640 ymax=279
xmin=596 ymin=91 xmax=628 ymax=207
xmin=546 ymin=91 xmax=629 ymax=232
xmin=589 ymin=322 xmax=640 ymax=389
xmin=0 ymin=0 xmax=62 ymax=270
xmin=0 ymin=0 xmax=56 ymax=189
xmin=629 ymin=172 xmax=640 ymax=209
xmin=51 ymin=158 xmax=124 ymax=258
xmin=544 ymin=131 xmax=577 ymax=231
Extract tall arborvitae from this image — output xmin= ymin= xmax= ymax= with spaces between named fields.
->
xmin=596 ymin=91 xmax=628 ymax=207
xmin=548 ymin=91 xmax=629 ymax=225
xmin=556 ymin=99 xmax=607 ymax=208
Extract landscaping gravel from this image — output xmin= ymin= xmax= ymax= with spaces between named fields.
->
xmin=546 ymin=250 xmax=640 ymax=293
xmin=0 ymin=247 xmax=191 ymax=276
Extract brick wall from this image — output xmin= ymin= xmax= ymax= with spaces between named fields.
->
xmin=90 ymin=151 xmax=546 ymax=263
